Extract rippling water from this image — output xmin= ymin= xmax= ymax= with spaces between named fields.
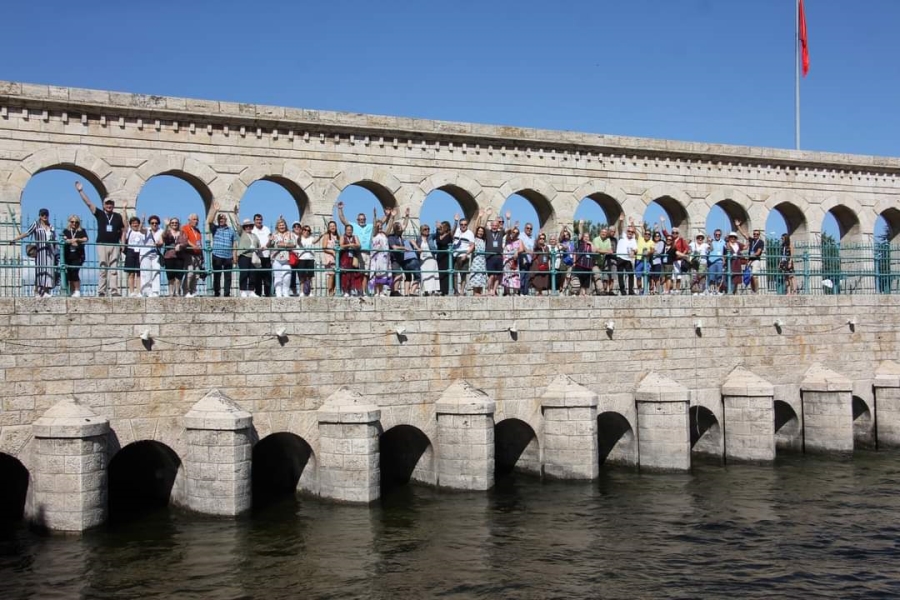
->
xmin=3 ymin=452 xmax=900 ymax=599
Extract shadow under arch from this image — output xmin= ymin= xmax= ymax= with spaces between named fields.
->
xmin=877 ymin=206 xmax=900 ymax=243
xmin=824 ymin=204 xmax=861 ymax=240
xmin=646 ymin=195 xmax=690 ymax=233
xmin=769 ymin=201 xmax=808 ymax=238
xmin=379 ymin=424 xmax=432 ymax=492
xmin=423 ymin=184 xmax=479 ymax=223
xmin=251 ymin=432 xmax=315 ymax=508
xmin=689 ymin=405 xmax=719 ymax=448
xmin=494 ymin=418 xmax=540 ymax=477
xmin=709 ymin=198 xmax=750 ymax=233
xmin=774 ymin=400 xmax=801 ymax=451
xmin=0 ymin=452 xmax=28 ymax=524
xmin=852 ymin=395 xmax=876 ymax=449
xmin=239 ymin=175 xmax=311 ymax=221
xmin=577 ymin=193 xmax=624 ymax=228
xmin=597 ymin=411 xmax=636 ymax=466
xmin=108 ymin=440 xmax=181 ymax=521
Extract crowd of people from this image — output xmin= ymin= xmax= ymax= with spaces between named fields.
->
xmin=5 ymin=181 xmax=799 ymax=298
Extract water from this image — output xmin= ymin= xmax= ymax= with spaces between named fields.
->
xmin=3 ymin=452 xmax=900 ymax=599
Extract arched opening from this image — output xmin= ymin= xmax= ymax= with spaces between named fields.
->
xmin=0 ymin=453 xmax=28 ymax=525
xmin=251 ymin=433 xmax=315 ymax=508
xmin=707 ymin=200 xmax=749 ymax=238
xmin=823 ymin=205 xmax=860 ymax=241
xmin=821 ymin=207 xmax=862 ymax=294
xmin=689 ymin=406 xmax=719 ymax=449
xmin=239 ymin=179 xmax=305 ymax=232
xmin=379 ymin=425 xmax=432 ymax=492
xmin=643 ymin=196 xmax=689 ymax=233
xmin=852 ymin=396 xmax=875 ymax=449
xmin=494 ymin=419 xmax=540 ymax=477
xmin=15 ymin=169 xmax=106 ymax=296
xmin=875 ymin=211 xmax=900 ymax=294
xmin=108 ymin=440 xmax=181 ymax=521
xmin=767 ymin=202 xmax=807 ymax=238
xmin=333 ymin=182 xmax=397 ymax=226
xmin=597 ymin=411 xmax=636 ymax=467
xmin=500 ymin=190 xmax=553 ymax=230
xmin=573 ymin=194 xmax=622 ymax=238
xmin=421 ymin=187 xmax=478 ymax=234
xmin=774 ymin=400 xmax=801 ymax=451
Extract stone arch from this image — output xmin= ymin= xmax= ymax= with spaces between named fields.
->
xmin=251 ymin=432 xmax=317 ymax=505
xmin=0 ymin=452 xmax=29 ymax=523
xmin=9 ymin=147 xmax=113 ymax=201
xmin=229 ymin=163 xmax=316 ymax=219
xmin=572 ymin=180 xmax=627 ymax=227
xmin=820 ymin=196 xmax=864 ymax=240
xmin=379 ymin=424 xmax=434 ymax=490
xmin=412 ymin=172 xmax=485 ymax=221
xmin=123 ymin=156 xmax=218 ymax=212
xmin=874 ymin=198 xmax=900 ymax=243
xmin=704 ymin=188 xmax=754 ymax=233
xmin=852 ymin=395 xmax=875 ymax=449
xmin=597 ymin=411 xmax=636 ymax=467
xmin=641 ymin=184 xmax=691 ymax=233
xmin=323 ymin=166 xmax=401 ymax=211
xmin=765 ymin=191 xmax=810 ymax=240
xmin=494 ymin=418 xmax=540 ymax=476
xmin=108 ymin=440 xmax=183 ymax=520
xmin=774 ymin=399 xmax=801 ymax=451
xmin=689 ymin=405 xmax=720 ymax=450
xmin=498 ymin=176 xmax=558 ymax=229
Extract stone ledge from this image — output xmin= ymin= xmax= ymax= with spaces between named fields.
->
xmin=721 ymin=367 xmax=775 ymax=397
xmin=184 ymin=389 xmax=252 ymax=431
xmin=541 ymin=374 xmax=598 ymax=408
xmin=32 ymin=398 xmax=109 ymax=438
xmin=801 ymin=363 xmax=853 ymax=393
xmin=635 ymin=371 xmax=690 ymax=403
xmin=435 ymin=380 xmax=495 ymax=415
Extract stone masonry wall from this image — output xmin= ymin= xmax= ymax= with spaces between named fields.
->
xmin=0 ymin=294 xmax=898 ymax=466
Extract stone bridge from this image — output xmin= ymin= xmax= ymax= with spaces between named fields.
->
xmin=1 ymin=80 xmax=900 ymax=242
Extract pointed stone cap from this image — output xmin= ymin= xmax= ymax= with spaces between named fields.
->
xmin=33 ymin=398 xmax=109 ymax=438
xmin=316 ymin=387 xmax=381 ymax=424
xmin=721 ymin=367 xmax=774 ymax=397
xmin=541 ymin=374 xmax=598 ymax=408
xmin=874 ymin=361 xmax=900 ymax=389
xmin=184 ymin=389 xmax=252 ymax=431
xmin=435 ymin=380 xmax=495 ymax=415
xmin=800 ymin=363 xmax=852 ymax=393
xmin=635 ymin=371 xmax=690 ymax=403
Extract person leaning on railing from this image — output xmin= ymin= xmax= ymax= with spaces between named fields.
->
xmin=9 ymin=207 xmax=58 ymax=298
xmin=206 ymin=201 xmax=238 ymax=298
xmin=75 ymin=181 xmax=125 ymax=297
xmin=237 ymin=218 xmax=260 ymax=297
xmin=61 ymin=214 xmax=88 ymax=297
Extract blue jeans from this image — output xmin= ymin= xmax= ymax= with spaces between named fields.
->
xmin=708 ymin=260 xmax=723 ymax=287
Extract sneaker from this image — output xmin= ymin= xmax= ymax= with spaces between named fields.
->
xmin=241 ymin=291 xmax=248 ymax=298
xmin=248 ymin=292 xmax=259 ymax=298
xmin=130 ymin=292 xmax=141 ymax=298
xmin=184 ymin=293 xmax=194 ymax=298
xmin=71 ymin=291 xmax=81 ymax=298
xmin=41 ymin=293 xmax=52 ymax=298
xmin=344 ymin=293 xmax=351 ymax=298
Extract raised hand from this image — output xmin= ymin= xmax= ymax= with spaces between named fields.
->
xmin=454 ymin=212 xmax=460 ymax=222
xmin=404 ymin=206 xmax=410 ymax=217
xmin=74 ymin=181 xmax=83 ymax=193
xmin=505 ymin=210 xmax=512 ymax=221
xmin=618 ymin=213 xmax=625 ymax=222
xmin=336 ymin=201 xmax=344 ymax=210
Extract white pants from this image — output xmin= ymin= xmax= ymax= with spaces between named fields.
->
xmin=140 ymin=254 xmax=161 ymax=297
xmin=273 ymin=259 xmax=291 ymax=297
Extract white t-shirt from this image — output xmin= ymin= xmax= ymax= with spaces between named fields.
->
xmin=126 ymin=229 xmax=144 ymax=252
xmin=616 ymin=236 xmax=638 ymax=261
xmin=453 ymin=227 xmax=475 ymax=258
xmin=298 ymin=235 xmax=316 ymax=261
xmin=690 ymin=241 xmax=710 ymax=258
xmin=253 ymin=225 xmax=271 ymax=258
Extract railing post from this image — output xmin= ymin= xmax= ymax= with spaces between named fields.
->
xmin=57 ymin=239 xmax=67 ymax=296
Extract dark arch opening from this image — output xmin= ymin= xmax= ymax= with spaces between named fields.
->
xmin=597 ymin=412 xmax=634 ymax=465
xmin=347 ymin=181 xmax=399 ymax=212
xmin=108 ymin=440 xmax=181 ymax=521
xmin=252 ymin=432 xmax=313 ymax=508
xmin=379 ymin=425 xmax=431 ymax=492
xmin=494 ymin=419 xmax=537 ymax=477
xmin=504 ymin=189 xmax=554 ymax=229
xmin=645 ymin=196 xmax=689 ymax=232
xmin=770 ymin=202 xmax=807 ymax=237
xmin=421 ymin=188 xmax=475 ymax=237
xmin=154 ymin=170 xmax=213 ymax=211
xmin=825 ymin=205 xmax=860 ymax=241
xmin=774 ymin=400 xmax=799 ymax=434
xmin=709 ymin=200 xmax=750 ymax=234
xmin=0 ymin=453 xmax=29 ymax=525
xmin=852 ymin=396 xmax=870 ymax=421
xmin=689 ymin=406 xmax=719 ymax=448
xmin=260 ymin=176 xmax=310 ymax=220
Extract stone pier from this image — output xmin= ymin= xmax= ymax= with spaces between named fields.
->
xmin=800 ymin=364 xmax=854 ymax=453
xmin=183 ymin=390 xmax=253 ymax=516
xmin=873 ymin=361 xmax=900 ymax=448
xmin=435 ymin=380 xmax=495 ymax=490
xmin=721 ymin=368 xmax=776 ymax=462
xmin=540 ymin=375 xmax=599 ymax=479
xmin=635 ymin=372 xmax=691 ymax=472
xmin=31 ymin=399 xmax=109 ymax=532
xmin=316 ymin=387 xmax=381 ymax=503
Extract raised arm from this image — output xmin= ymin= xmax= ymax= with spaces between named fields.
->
xmin=617 ymin=213 xmax=625 ymax=236
xmin=74 ymin=181 xmax=96 ymax=214
xmin=206 ymin=201 xmax=218 ymax=229
xmin=735 ymin=220 xmax=750 ymax=240
xmin=336 ymin=201 xmax=350 ymax=227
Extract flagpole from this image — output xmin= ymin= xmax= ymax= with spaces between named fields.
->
xmin=795 ymin=0 xmax=800 ymax=150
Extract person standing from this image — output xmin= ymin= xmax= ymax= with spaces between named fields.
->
xmin=615 ymin=215 xmax=638 ymax=296
xmin=269 ymin=217 xmax=296 ymax=298
xmin=206 ymin=202 xmax=238 ymax=297
xmin=737 ymin=221 xmax=765 ymax=294
xmin=10 ymin=208 xmax=57 ymax=297
xmin=180 ymin=213 xmax=204 ymax=297
xmin=519 ymin=221 xmax=536 ymax=295
xmin=140 ymin=215 xmax=164 ymax=297
xmin=252 ymin=213 xmax=273 ymax=297
xmin=61 ymin=215 xmax=88 ymax=297
xmin=484 ymin=215 xmax=505 ymax=296
xmin=75 ymin=181 xmax=124 ymax=297
xmin=336 ymin=202 xmax=375 ymax=294
xmin=237 ymin=219 xmax=260 ymax=297
xmin=418 ymin=224 xmax=440 ymax=296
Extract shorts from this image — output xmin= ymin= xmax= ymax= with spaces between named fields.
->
xmin=298 ymin=259 xmax=315 ymax=279
xmin=749 ymin=260 xmax=762 ymax=274
xmin=403 ymin=259 xmax=421 ymax=281
xmin=124 ymin=249 xmax=140 ymax=273
xmin=358 ymin=252 xmax=370 ymax=272
xmin=486 ymin=254 xmax=503 ymax=275
xmin=66 ymin=265 xmax=82 ymax=282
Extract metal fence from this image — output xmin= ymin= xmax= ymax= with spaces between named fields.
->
xmin=3 ymin=219 xmax=900 ymax=298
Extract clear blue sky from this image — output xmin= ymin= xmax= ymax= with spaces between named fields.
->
xmin=5 ymin=0 xmax=898 ymax=240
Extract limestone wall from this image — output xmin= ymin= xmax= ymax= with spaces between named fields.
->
xmin=0 ymin=294 xmax=895 ymax=465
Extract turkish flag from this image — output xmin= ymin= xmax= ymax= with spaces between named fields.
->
xmin=799 ymin=0 xmax=810 ymax=76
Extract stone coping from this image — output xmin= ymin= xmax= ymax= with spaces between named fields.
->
xmin=317 ymin=386 xmax=381 ymax=424
xmin=721 ymin=367 xmax=775 ymax=397
xmin=541 ymin=374 xmax=599 ymax=408
xmin=33 ymin=398 xmax=109 ymax=438
xmin=801 ymin=363 xmax=853 ymax=393
xmin=874 ymin=361 xmax=900 ymax=389
xmin=634 ymin=371 xmax=690 ymax=403
xmin=1 ymin=80 xmax=898 ymax=173
xmin=435 ymin=380 xmax=495 ymax=415
xmin=184 ymin=389 xmax=252 ymax=431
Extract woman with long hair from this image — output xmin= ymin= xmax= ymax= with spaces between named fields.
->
xmin=161 ymin=217 xmax=188 ymax=296
xmin=10 ymin=208 xmax=57 ymax=297
xmin=419 ymin=224 xmax=440 ymax=296
xmin=339 ymin=224 xmax=362 ymax=296
xmin=435 ymin=221 xmax=453 ymax=296
xmin=61 ymin=214 xmax=88 ymax=297
xmin=237 ymin=219 xmax=260 ymax=297
xmin=269 ymin=217 xmax=296 ymax=298
xmin=320 ymin=220 xmax=340 ymax=296
xmin=467 ymin=225 xmax=488 ymax=296
xmin=502 ymin=227 xmax=524 ymax=296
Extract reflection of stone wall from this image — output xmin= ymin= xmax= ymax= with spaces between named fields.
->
xmin=1 ymin=80 xmax=898 ymax=240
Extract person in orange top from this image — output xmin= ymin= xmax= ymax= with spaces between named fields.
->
xmin=181 ymin=213 xmax=204 ymax=298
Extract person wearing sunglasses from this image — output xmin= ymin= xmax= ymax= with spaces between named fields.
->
xmin=62 ymin=214 xmax=88 ymax=297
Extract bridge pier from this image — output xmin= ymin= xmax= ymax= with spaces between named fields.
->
xmin=540 ymin=375 xmax=598 ymax=479
xmin=635 ymin=372 xmax=691 ymax=472
xmin=435 ymin=381 xmax=495 ymax=490
xmin=800 ymin=364 xmax=854 ymax=453
xmin=31 ymin=399 xmax=109 ymax=532
xmin=873 ymin=361 xmax=900 ymax=447
xmin=183 ymin=390 xmax=253 ymax=516
xmin=316 ymin=387 xmax=381 ymax=503
xmin=721 ymin=368 xmax=776 ymax=462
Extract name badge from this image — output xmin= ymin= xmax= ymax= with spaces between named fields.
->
xmin=106 ymin=225 xmax=113 ymax=233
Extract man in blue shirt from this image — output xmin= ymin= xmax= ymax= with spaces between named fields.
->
xmin=707 ymin=228 xmax=726 ymax=294
xmin=338 ymin=201 xmax=387 ymax=294
xmin=206 ymin=201 xmax=238 ymax=297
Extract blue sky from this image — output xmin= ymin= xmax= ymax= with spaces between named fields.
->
xmin=5 ymin=0 xmax=898 ymax=240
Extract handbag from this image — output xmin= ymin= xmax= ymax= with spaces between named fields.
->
xmin=251 ymin=251 xmax=262 ymax=268
xmin=351 ymin=256 xmax=360 ymax=269
xmin=289 ymin=251 xmax=300 ymax=267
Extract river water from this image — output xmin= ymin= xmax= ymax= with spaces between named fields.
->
xmin=2 ymin=452 xmax=900 ymax=599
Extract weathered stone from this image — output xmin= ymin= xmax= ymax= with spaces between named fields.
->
xmin=722 ymin=368 xmax=775 ymax=462
xmin=800 ymin=364 xmax=853 ymax=453
xmin=435 ymin=380 xmax=494 ymax=490
xmin=635 ymin=372 xmax=690 ymax=472
xmin=541 ymin=375 xmax=598 ymax=479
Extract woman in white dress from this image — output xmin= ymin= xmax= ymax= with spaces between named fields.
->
xmin=418 ymin=223 xmax=440 ymax=296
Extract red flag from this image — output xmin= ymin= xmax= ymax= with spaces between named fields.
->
xmin=799 ymin=0 xmax=810 ymax=76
